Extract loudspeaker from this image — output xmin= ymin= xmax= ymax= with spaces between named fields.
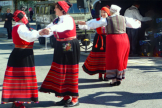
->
xmin=77 ymin=0 xmax=88 ymax=9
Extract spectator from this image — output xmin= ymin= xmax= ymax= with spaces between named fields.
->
xmin=30 ymin=9 xmax=33 ymax=22
xmin=90 ymin=4 xmax=96 ymax=18
xmin=124 ymin=2 xmax=152 ymax=55
xmin=4 ymin=8 xmax=13 ymax=39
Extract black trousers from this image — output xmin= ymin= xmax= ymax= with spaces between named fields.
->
xmin=30 ymin=15 xmax=33 ymax=22
xmin=7 ymin=27 xmax=12 ymax=39
xmin=126 ymin=28 xmax=138 ymax=54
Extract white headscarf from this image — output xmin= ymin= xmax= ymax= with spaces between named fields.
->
xmin=110 ymin=4 xmax=121 ymax=15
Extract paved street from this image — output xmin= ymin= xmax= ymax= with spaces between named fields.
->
xmin=0 ymin=22 xmax=162 ymax=108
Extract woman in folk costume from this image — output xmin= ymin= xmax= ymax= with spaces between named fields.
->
xmin=1 ymin=10 xmax=42 ymax=108
xmin=79 ymin=6 xmax=110 ymax=81
xmin=78 ymin=4 xmax=141 ymax=86
xmin=39 ymin=1 xmax=80 ymax=107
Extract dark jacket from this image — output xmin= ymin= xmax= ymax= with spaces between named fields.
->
xmin=30 ymin=11 xmax=33 ymax=16
xmin=4 ymin=13 xmax=13 ymax=28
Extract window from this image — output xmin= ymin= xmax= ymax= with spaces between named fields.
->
xmin=50 ymin=5 xmax=55 ymax=14
xmin=68 ymin=3 xmax=89 ymax=14
xmin=45 ymin=6 xmax=49 ymax=14
xmin=40 ymin=7 xmax=44 ymax=14
xmin=36 ymin=7 xmax=39 ymax=14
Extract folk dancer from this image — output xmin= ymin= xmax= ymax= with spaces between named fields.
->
xmin=79 ymin=6 xmax=110 ymax=81
xmin=39 ymin=1 xmax=80 ymax=107
xmin=1 ymin=10 xmax=42 ymax=108
xmin=78 ymin=4 xmax=141 ymax=86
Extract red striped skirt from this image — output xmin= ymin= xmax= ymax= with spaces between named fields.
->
xmin=82 ymin=52 xmax=106 ymax=75
xmin=39 ymin=39 xmax=80 ymax=97
xmin=1 ymin=48 xmax=38 ymax=104
xmin=82 ymin=33 xmax=106 ymax=75
xmin=106 ymin=33 xmax=130 ymax=80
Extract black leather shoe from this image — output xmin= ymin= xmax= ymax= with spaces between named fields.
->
xmin=64 ymin=101 xmax=79 ymax=107
xmin=110 ymin=82 xmax=117 ymax=86
xmin=116 ymin=81 xmax=121 ymax=86
xmin=99 ymin=77 xmax=103 ymax=81
xmin=55 ymin=98 xmax=71 ymax=106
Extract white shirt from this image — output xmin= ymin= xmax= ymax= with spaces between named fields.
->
xmin=124 ymin=5 xmax=152 ymax=22
xmin=15 ymin=22 xmax=40 ymax=42
xmin=78 ymin=19 xmax=97 ymax=30
xmin=79 ymin=15 xmax=141 ymax=30
xmin=43 ymin=14 xmax=74 ymax=37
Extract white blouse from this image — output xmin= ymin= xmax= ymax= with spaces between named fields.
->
xmin=42 ymin=14 xmax=74 ymax=37
xmin=15 ymin=22 xmax=40 ymax=42
xmin=124 ymin=6 xmax=152 ymax=22
xmin=79 ymin=15 xmax=141 ymax=30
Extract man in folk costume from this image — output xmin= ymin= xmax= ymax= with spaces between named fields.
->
xmin=79 ymin=6 xmax=110 ymax=81
xmin=78 ymin=4 xmax=141 ymax=86
xmin=39 ymin=1 xmax=80 ymax=107
xmin=1 ymin=10 xmax=42 ymax=108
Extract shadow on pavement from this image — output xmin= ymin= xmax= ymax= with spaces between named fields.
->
xmin=35 ymin=54 xmax=87 ymax=66
xmin=127 ymin=65 xmax=162 ymax=73
xmin=79 ymin=91 xmax=162 ymax=107
xmin=148 ymin=59 xmax=162 ymax=65
xmin=26 ymin=101 xmax=56 ymax=108
xmin=79 ymin=83 xmax=111 ymax=89
xmin=1 ymin=91 xmax=160 ymax=108
xmin=0 ymin=43 xmax=14 ymax=50
xmin=35 ymin=54 xmax=53 ymax=66
xmin=37 ymin=79 xmax=111 ymax=91
xmin=79 ymin=78 xmax=102 ymax=83
xmin=1 ymin=82 xmax=161 ymax=107
xmin=79 ymin=55 xmax=86 ymax=62
xmin=0 ymin=103 xmax=12 ymax=108
xmin=0 ymin=101 xmax=56 ymax=108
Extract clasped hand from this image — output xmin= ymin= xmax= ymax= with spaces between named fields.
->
xmin=77 ymin=21 xmax=86 ymax=25
xmin=39 ymin=28 xmax=51 ymax=36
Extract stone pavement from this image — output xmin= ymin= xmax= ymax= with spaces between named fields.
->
xmin=0 ymin=24 xmax=162 ymax=108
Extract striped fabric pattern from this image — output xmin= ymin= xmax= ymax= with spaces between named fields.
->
xmin=101 ymin=26 xmax=106 ymax=34
xmin=2 ymin=66 xmax=38 ymax=103
xmin=39 ymin=62 xmax=79 ymax=96
xmin=82 ymin=29 xmax=106 ymax=75
xmin=82 ymin=52 xmax=106 ymax=75
xmin=106 ymin=15 xmax=126 ymax=34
